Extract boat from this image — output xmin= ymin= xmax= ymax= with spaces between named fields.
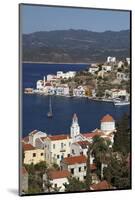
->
xmin=47 ymin=96 xmax=53 ymax=117
xmin=114 ymin=100 xmax=130 ymax=106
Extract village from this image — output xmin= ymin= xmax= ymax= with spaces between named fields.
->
xmin=21 ymin=112 xmax=130 ymax=194
xmin=24 ymin=56 xmax=130 ymax=105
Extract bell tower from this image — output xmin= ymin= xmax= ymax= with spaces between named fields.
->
xmin=70 ymin=113 xmax=80 ymax=140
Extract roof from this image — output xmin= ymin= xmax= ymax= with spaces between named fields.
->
xmin=45 ymin=82 xmax=52 ymax=86
xmin=77 ymin=141 xmax=90 ymax=149
xmin=29 ymin=130 xmax=38 ymax=136
xmin=101 ymin=114 xmax=114 ymax=122
xmin=40 ymin=136 xmax=47 ymax=142
xmin=48 ymin=170 xmax=70 ymax=180
xmin=90 ymin=163 xmax=97 ymax=170
xmin=23 ymin=143 xmax=35 ymax=151
xmin=90 ymin=180 xmax=112 ymax=190
xmin=63 ymin=155 xmax=87 ymax=165
xmin=48 ymin=135 xmax=70 ymax=141
xmin=82 ymin=130 xmax=104 ymax=139
xmin=22 ymin=167 xmax=28 ymax=175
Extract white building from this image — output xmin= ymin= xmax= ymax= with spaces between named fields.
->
xmin=126 ymin=58 xmax=130 ymax=65
xmin=107 ymin=56 xmax=116 ymax=63
xmin=102 ymin=65 xmax=112 ymax=72
xmin=57 ymin=71 xmax=76 ymax=79
xmin=73 ymin=86 xmax=85 ymax=97
xmin=89 ymin=66 xmax=99 ymax=74
xmin=56 ymin=84 xmax=69 ymax=96
xmin=47 ymin=74 xmax=57 ymax=82
xmin=118 ymin=61 xmax=124 ymax=68
xmin=100 ymin=114 xmax=115 ymax=134
xmin=28 ymin=130 xmax=47 ymax=147
xmin=105 ymin=89 xmax=127 ymax=99
xmin=70 ymin=141 xmax=95 ymax=164
xmin=36 ymin=80 xmax=44 ymax=90
xmin=43 ymin=170 xmax=70 ymax=192
xmin=70 ymin=113 xmax=80 ymax=141
xmin=43 ymin=135 xmax=73 ymax=166
xmin=60 ymin=155 xmax=87 ymax=181
xmin=116 ymin=72 xmax=129 ymax=81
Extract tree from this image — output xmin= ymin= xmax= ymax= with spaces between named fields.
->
xmin=104 ymin=156 xmax=131 ymax=189
xmin=92 ymin=136 xmax=111 ymax=179
xmin=113 ymin=113 xmax=130 ymax=155
xmin=64 ymin=177 xmax=86 ymax=192
xmin=85 ymin=143 xmax=92 ymax=190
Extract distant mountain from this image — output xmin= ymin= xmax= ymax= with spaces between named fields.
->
xmin=22 ymin=29 xmax=130 ymax=63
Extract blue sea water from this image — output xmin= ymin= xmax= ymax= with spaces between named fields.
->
xmin=22 ymin=63 xmax=130 ymax=137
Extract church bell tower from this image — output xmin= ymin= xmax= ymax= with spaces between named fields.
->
xmin=70 ymin=113 xmax=80 ymax=140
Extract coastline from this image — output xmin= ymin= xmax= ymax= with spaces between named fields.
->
xmin=22 ymin=61 xmax=92 ymax=65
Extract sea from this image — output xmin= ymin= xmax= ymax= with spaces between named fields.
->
xmin=22 ymin=63 xmax=130 ymax=137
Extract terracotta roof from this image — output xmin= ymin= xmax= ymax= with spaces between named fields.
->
xmin=77 ymin=141 xmax=90 ymax=149
xmin=40 ymin=136 xmax=47 ymax=142
xmin=48 ymin=170 xmax=70 ymax=180
xmin=101 ymin=114 xmax=114 ymax=122
xmin=90 ymin=180 xmax=112 ymax=190
xmin=82 ymin=132 xmax=102 ymax=139
xmin=23 ymin=143 xmax=35 ymax=151
xmin=22 ymin=166 xmax=28 ymax=175
xmin=48 ymin=135 xmax=69 ymax=141
xmin=63 ymin=155 xmax=87 ymax=165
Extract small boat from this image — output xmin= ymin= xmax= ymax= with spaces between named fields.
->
xmin=114 ymin=100 xmax=130 ymax=106
xmin=47 ymin=96 xmax=53 ymax=117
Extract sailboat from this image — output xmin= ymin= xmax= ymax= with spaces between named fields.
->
xmin=47 ymin=96 xmax=53 ymax=118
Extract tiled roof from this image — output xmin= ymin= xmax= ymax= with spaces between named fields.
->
xmin=63 ymin=155 xmax=87 ymax=165
xmin=23 ymin=143 xmax=35 ymax=151
xmin=48 ymin=135 xmax=70 ymax=141
xmin=82 ymin=131 xmax=103 ymax=139
xmin=90 ymin=180 xmax=112 ymax=190
xmin=77 ymin=141 xmax=90 ymax=149
xmin=22 ymin=166 xmax=28 ymax=175
xmin=48 ymin=170 xmax=70 ymax=180
xmin=45 ymin=82 xmax=52 ymax=86
xmin=101 ymin=114 xmax=114 ymax=122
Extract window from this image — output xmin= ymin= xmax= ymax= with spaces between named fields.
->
xmin=84 ymin=166 xmax=87 ymax=170
xmin=71 ymin=168 xmax=74 ymax=174
xmin=72 ymin=149 xmax=75 ymax=155
xmin=69 ymin=142 xmax=71 ymax=147
xmin=68 ymin=154 xmax=70 ymax=157
xmin=61 ymin=155 xmax=64 ymax=160
xmin=57 ymin=155 xmax=59 ymax=159
xmin=54 ymin=184 xmax=57 ymax=188
xmin=61 ymin=143 xmax=64 ymax=149
xmin=79 ymin=167 xmax=81 ymax=172
xmin=41 ymin=153 xmax=44 ymax=156
xmin=84 ymin=176 xmax=86 ymax=179
xmin=53 ymin=144 xmax=55 ymax=149
xmin=33 ymin=153 xmax=36 ymax=157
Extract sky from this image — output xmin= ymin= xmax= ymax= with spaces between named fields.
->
xmin=20 ymin=4 xmax=130 ymax=34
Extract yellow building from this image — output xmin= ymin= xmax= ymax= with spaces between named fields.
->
xmin=23 ymin=143 xmax=45 ymax=165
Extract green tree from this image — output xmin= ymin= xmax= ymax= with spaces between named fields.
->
xmin=64 ymin=177 xmax=86 ymax=192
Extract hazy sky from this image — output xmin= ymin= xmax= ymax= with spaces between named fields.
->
xmin=20 ymin=4 xmax=130 ymax=34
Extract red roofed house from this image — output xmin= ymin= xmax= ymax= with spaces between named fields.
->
xmin=23 ymin=143 xmax=45 ymax=165
xmin=60 ymin=155 xmax=87 ymax=181
xmin=100 ymin=114 xmax=115 ymax=133
xmin=70 ymin=140 xmax=95 ymax=165
xmin=90 ymin=180 xmax=113 ymax=190
xmin=43 ymin=170 xmax=70 ymax=192
xmin=44 ymin=134 xmax=73 ymax=166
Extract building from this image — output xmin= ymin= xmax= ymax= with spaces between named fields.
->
xmin=43 ymin=170 xmax=70 ymax=192
xmin=43 ymin=135 xmax=73 ymax=166
xmin=36 ymin=80 xmax=44 ymax=90
xmin=47 ymin=74 xmax=57 ymax=82
xmin=23 ymin=143 xmax=45 ymax=165
xmin=88 ymin=66 xmax=99 ymax=74
xmin=107 ymin=56 xmax=116 ymax=63
xmin=126 ymin=58 xmax=130 ymax=65
xmin=118 ymin=61 xmax=124 ymax=68
xmin=105 ymin=89 xmax=127 ymax=99
xmin=60 ymin=155 xmax=87 ymax=181
xmin=102 ymin=65 xmax=112 ymax=72
xmin=28 ymin=130 xmax=47 ymax=147
xmin=100 ymin=114 xmax=115 ymax=133
xmin=116 ymin=72 xmax=129 ymax=81
xmin=21 ymin=167 xmax=28 ymax=194
xmin=73 ymin=86 xmax=85 ymax=97
xmin=56 ymin=84 xmax=69 ymax=96
xmin=70 ymin=140 xmax=95 ymax=164
xmin=70 ymin=113 xmax=80 ymax=141
xmin=57 ymin=71 xmax=76 ymax=79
